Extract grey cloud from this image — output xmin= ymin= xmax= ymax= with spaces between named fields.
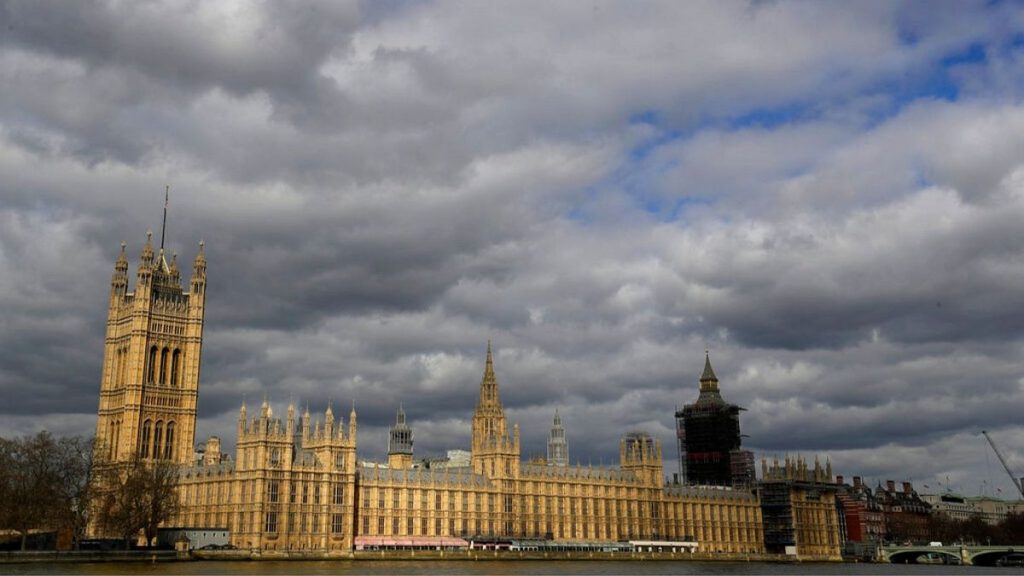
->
xmin=3 ymin=1 xmax=1024 ymax=495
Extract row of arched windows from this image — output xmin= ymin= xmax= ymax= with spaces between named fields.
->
xmin=139 ymin=419 xmax=176 ymax=460
xmin=112 ymin=346 xmax=130 ymax=387
xmin=107 ymin=418 xmax=123 ymax=459
xmin=147 ymin=345 xmax=182 ymax=386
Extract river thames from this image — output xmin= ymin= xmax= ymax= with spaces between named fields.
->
xmin=0 ymin=561 xmax=1017 ymax=575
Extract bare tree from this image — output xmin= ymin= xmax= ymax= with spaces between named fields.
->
xmin=0 ymin=432 xmax=64 ymax=550
xmin=94 ymin=455 xmax=181 ymax=548
xmin=52 ymin=436 xmax=97 ymax=549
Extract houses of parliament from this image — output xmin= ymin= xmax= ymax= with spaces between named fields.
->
xmin=92 ymin=224 xmax=841 ymax=559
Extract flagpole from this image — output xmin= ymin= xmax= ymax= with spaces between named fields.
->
xmin=160 ymin=185 xmax=169 ymax=251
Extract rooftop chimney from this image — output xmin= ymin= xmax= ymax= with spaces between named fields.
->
xmin=903 ymin=481 xmax=913 ymax=495
xmin=836 ymin=475 xmax=844 ymax=486
xmin=886 ymin=480 xmax=896 ymax=493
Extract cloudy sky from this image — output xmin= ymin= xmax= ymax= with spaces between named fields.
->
xmin=3 ymin=0 xmax=1024 ymax=496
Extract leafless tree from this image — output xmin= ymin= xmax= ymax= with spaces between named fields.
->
xmin=94 ymin=455 xmax=181 ymax=547
xmin=51 ymin=436 xmax=97 ymax=549
xmin=1 ymin=433 xmax=54 ymax=550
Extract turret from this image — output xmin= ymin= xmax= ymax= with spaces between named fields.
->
xmin=110 ymin=242 xmax=129 ymax=302
xmin=348 ymin=401 xmax=357 ymax=443
xmin=168 ymin=252 xmax=181 ymax=287
xmin=286 ymin=402 xmax=295 ymax=441
xmin=620 ymin=431 xmax=663 ymax=486
xmin=547 ymin=409 xmax=568 ymax=467
xmin=136 ymin=231 xmax=155 ymax=294
xmin=190 ymin=241 xmax=206 ymax=296
xmin=387 ymin=404 xmax=414 ymax=470
xmin=238 ymin=401 xmax=247 ymax=438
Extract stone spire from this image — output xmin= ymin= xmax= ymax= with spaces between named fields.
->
xmin=547 ymin=408 xmax=568 ymax=467
xmin=110 ymin=242 xmax=129 ymax=299
xmin=141 ymin=230 xmax=154 ymax=268
xmin=348 ymin=400 xmax=357 ymax=443
xmin=478 ymin=340 xmax=501 ymax=409
xmin=190 ymin=241 xmax=206 ymax=295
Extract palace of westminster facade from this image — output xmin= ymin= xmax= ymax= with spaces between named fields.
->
xmin=92 ymin=227 xmax=841 ymax=559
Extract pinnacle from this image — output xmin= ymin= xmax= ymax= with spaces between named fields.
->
xmin=700 ymin=351 xmax=718 ymax=382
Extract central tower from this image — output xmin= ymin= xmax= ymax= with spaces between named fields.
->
xmin=470 ymin=341 xmax=520 ymax=479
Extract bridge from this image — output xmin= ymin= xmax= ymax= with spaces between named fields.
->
xmin=882 ymin=544 xmax=1023 ymax=566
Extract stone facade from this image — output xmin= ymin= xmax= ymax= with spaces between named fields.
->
xmin=90 ymin=230 xmax=845 ymax=558
xmin=759 ymin=456 xmax=843 ymax=560
xmin=167 ymin=342 xmax=767 ymax=554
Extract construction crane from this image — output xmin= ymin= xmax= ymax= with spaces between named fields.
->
xmin=982 ymin=430 xmax=1024 ymax=498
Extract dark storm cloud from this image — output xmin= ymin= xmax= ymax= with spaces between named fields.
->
xmin=2 ymin=0 xmax=1024 ymax=495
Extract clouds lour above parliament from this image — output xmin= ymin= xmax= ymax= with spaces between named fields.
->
xmin=2 ymin=0 xmax=1024 ymax=495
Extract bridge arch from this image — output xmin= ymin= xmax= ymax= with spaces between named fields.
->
xmin=888 ymin=549 xmax=961 ymax=565
xmin=970 ymin=549 xmax=1023 ymax=567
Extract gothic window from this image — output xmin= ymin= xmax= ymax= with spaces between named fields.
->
xmin=290 ymin=483 xmax=296 ymax=503
xmin=153 ymin=421 xmax=164 ymax=460
xmin=140 ymin=420 xmax=152 ymax=458
xmin=270 ymin=448 xmax=280 ymax=465
xmin=268 ymin=481 xmax=279 ymax=503
xmin=107 ymin=421 xmax=115 ymax=459
xmin=113 ymin=420 xmax=120 ymax=459
xmin=265 ymin=511 xmax=277 ymax=533
xmin=147 ymin=347 xmax=157 ymax=383
xmin=164 ymin=422 xmax=175 ymax=460
xmin=159 ymin=348 xmax=169 ymax=385
xmin=335 ymin=452 xmax=344 ymax=469
xmin=333 ymin=484 xmax=344 ymax=505
xmin=302 ymin=484 xmax=308 ymax=504
xmin=332 ymin=514 xmax=344 ymax=535
xmin=315 ymin=485 xmax=321 ymax=504
xmin=170 ymin=349 xmax=180 ymax=387
xmin=378 ymin=517 xmax=384 ymax=534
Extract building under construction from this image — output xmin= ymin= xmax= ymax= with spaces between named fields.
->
xmin=675 ymin=352 xmax=754 ymax=487
xmin=758 ymin=456 xmax=842 ymax=560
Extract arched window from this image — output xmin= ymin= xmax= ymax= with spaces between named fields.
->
xmin=141 ymin=419 xmax=152 ymax=458
xmin=154 ymin=421 xmax=164 ymax=460
xmin=165 ymin=422 xmax=175 ymax=460
xmin=120 ymin=346 xmax=129 ymax=385
xmin=108 ymin=421 xmax=115 ymax=459
xmin=171 ymin=350 xmax=180 ymax=387
xmin=159 ymin=348 xmax=169 ymax=385
xmin=147 ymin=347 xmax=158 ymax=383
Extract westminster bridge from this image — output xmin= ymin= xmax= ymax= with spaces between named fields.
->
xmin=882 ymin=543 xmax=1023 ymax=565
